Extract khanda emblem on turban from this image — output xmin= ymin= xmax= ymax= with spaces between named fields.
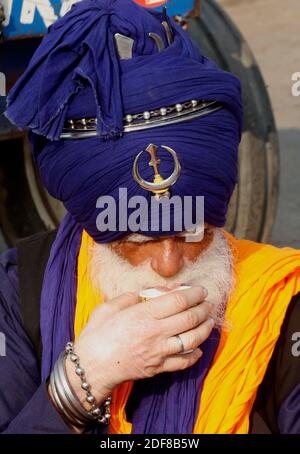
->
xmin=133 ymin=144 xmax=181 ymax=199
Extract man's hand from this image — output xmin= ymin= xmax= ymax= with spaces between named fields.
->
xmin=66 ymin=286 xmax=214 ymax=409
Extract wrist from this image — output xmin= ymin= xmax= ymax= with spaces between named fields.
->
xmin=65 ymin=354 xmax=112 ymax=411
xmin=49 ymin=343 xmax=113 ymax=428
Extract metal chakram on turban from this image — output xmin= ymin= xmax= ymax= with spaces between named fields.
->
xmin=5 ymin=0 xmax=243 ymax=242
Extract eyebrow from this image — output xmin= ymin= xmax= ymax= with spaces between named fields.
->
xmin=124 ymin=225 xmax=210 ymax=244
xmin=124 ymin=234 xmax=155 ymax=243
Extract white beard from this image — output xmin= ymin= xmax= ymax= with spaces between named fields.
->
xmin=88 ymin=228 xmax=235 ymax=327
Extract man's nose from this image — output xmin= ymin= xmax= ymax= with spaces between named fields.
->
xmin=150 ymin=239 xmax=184 ymax=278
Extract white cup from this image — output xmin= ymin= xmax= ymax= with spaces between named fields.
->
xmin=139 ymin=285 xmax=191 ymax=302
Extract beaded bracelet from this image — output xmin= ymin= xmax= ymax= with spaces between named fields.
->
xmin=65 ymin=342 xmax=112 ymax=425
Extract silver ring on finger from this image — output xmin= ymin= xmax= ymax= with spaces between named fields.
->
xmin=175 ymin=334 xmax=185 ymax=353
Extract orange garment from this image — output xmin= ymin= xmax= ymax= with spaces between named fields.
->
xmin=75 ymin=229 xmax=300 ymax=434
xmin=74 ymin=231 xmax=103 ymax=339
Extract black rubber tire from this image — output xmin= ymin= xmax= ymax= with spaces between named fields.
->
xmin=187 ymin=0 xmax=279 ymax=242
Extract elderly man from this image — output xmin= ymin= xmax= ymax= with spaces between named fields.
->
xmin=1 ymin=0 xmax=300 ymax=435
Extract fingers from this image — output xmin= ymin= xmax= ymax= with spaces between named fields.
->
xmin=146 ymin=286 xmax=208 ymax=320
xmin=161 ymin=301 xmax=213 ymax=337
xmin=166 ymin=318 xmax=215 ymax=355
xmin=161 ymin=348 xmax=203 ymax=373
xmin=108 ymin=291 xmax=139 ymax=311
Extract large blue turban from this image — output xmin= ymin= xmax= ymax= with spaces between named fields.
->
xmin=5 ymin=0 xmax=243 ymax=242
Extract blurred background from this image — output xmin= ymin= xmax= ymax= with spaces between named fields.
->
xmin=219 ymin=0 xmax=300 ymax=249
xmin=0 ymin=0 xmax=299 ymax=252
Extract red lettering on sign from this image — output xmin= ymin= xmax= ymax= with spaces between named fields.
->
xmin=133 ymin=0 xmax=168 ymax=8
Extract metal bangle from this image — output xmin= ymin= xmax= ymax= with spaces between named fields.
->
xmin=51 ymin=356 xmax=87 ymax=428
xmin=57 ymin=351 xmax=94 ymax=421
xmin=54 ymin=353 xmax=90 ymax=425
xmin=50 ymin=365 xmax=85 ymax=428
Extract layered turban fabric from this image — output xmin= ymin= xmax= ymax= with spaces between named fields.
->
xmin=5 ymin=0 xmax=243 ymax=242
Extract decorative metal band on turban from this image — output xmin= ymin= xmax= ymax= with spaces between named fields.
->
xmin=61 ymin=99 xmax=223 ymax=139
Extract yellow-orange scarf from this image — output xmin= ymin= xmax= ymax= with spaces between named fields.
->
xmin=75 ymin=230 xmax=300 ymax=434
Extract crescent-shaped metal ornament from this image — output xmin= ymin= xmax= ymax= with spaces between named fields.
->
xmin=133 ymin=145 xmax=181 ymax=197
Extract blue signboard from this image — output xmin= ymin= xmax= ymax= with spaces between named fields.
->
xmin=2 ymin=0 xmax=195 ymax=39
